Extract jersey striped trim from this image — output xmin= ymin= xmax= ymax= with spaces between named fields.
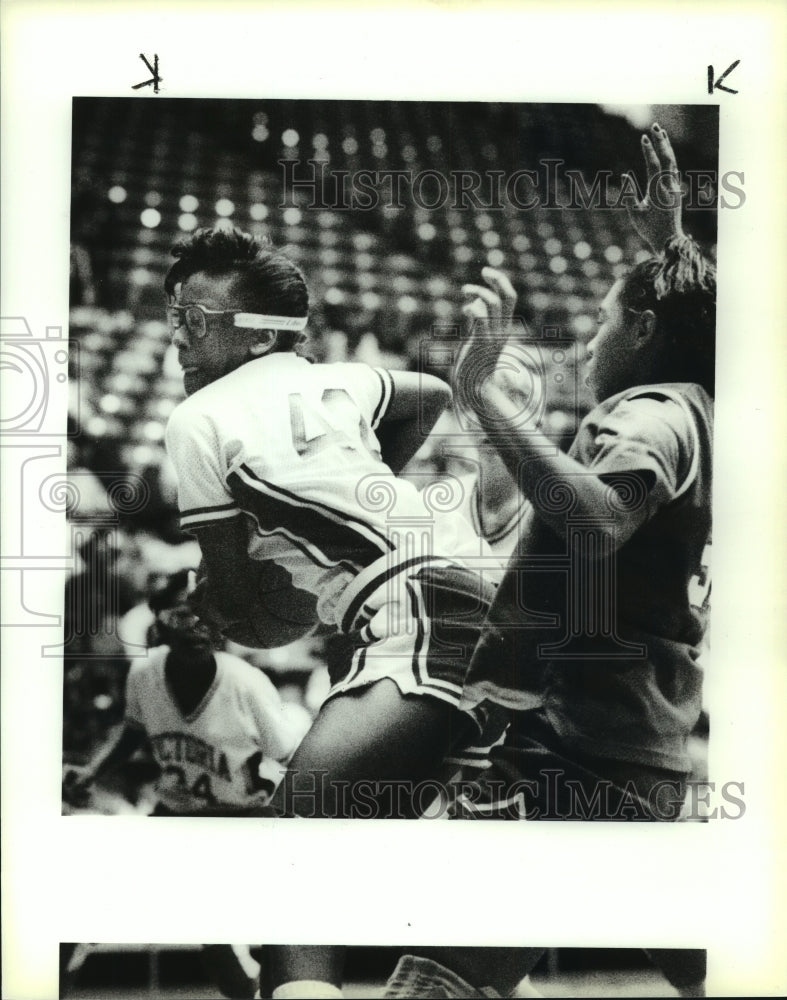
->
xmin=406 ymin=579 xmax=428 ymax=687
xmin=179 ymin=501 xmax=242 ymax=530
xmin=444 ymin=752 xmax=493 ymax=770
xmin=626 ymin=388 xmax=700 ymax=501
xmin=228 ymin=465 xmax=392 ymax=574
xmin=337 ymin=554 xmax=459 ymax=635
xmin=258 ymin=476 xmax=395 ymax=552
xmin=371 ymin=367 xmax=395 ymax=429
xmin=357 ymin=603 xmax=380 ymax=643
xmin=460 ymin=677 xmax=535 ymax=713
xmin=243 ymin=465 xmax=393 ymax=553
xmin=470 ymin=481 xmax=525 ymax=547
xmin=258 ymin=523 xmax=356 ymax=573
xmin=405 ymin=577 xmax=462 ymax=696
xmin=454 ymin=788 xmax=528 ymax=817
xmin=340 ymin=646 xmax=368 ymax=689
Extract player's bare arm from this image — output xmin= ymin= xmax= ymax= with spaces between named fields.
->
xmin=374 ymin=370 xmax=452 ymax=474
xmin=62 ymin=722 xmax=148 ymax=806
xmin=456 ymin=269 xmax=654 ymax=550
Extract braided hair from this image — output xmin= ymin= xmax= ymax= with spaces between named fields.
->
xmin=619 ymin=235 xmax=716 ymax=395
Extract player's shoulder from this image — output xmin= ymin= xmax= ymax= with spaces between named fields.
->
xmin=166 ymin=391 xmax=212 ymax=437
xmin=596 ymin=383 xmax=702 ymax=429
xmin=215 ymin=649 xmax=254 ymax=674
xmin=622 ymin=382 xmax=712 ymax=435
xmin=215 ymin=650 xmax=262 ymax=683
xmin=216 ymin=653 xmax=280 ymax=697
xmin=315 ymin=359 xmax=387 ymax=384
xmin=166 ymin=387 xmax=238 ymax=456
xmin=578 ymin=384 xmax=712 ymax=479
xmin=312 ymin=360 xmax=394 ymax=414
xmin=168 ymin=364 xmax=258 ymax=427
xmin=127 ymin=645 xmax=167 ymax=680
xmin=624 ymin=382 xmax=712 ymax=408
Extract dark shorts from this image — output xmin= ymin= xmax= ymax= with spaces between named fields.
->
xmin=450 ymin=707 xmax=688 ymax=821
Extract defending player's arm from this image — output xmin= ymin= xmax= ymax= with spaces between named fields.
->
xmin=375 ymin=370 xmax=452 ymax=473
xmin=456 ymin=271 xmax=669 ymax=551
xmin=467 ymin=126 xmax=707 ymax=548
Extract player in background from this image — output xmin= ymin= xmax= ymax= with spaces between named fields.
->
xmin=448 ymin=361 xmax=536 ymax=557
xmin=427 ymin=347 xmax=544 ymax=787
xmin=62 ymin=571 xmax=309 ymax=815
xmin=383 ymin=124 xmax=712 ymax=999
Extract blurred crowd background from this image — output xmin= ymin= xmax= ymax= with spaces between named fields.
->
xmin=63 ymin=99 xmax=716 ymax=796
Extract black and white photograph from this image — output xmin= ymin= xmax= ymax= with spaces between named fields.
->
xmin=2 ymin=3 xmax=786 ymax=999
xmin=61 ymin=97 xmax=716 ymax=824
xmin=59 ymin=943 xmax=708 ymax=999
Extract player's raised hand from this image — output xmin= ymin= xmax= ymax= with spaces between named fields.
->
xmin=455 ymin=267 xmax=518 ymax=417
xmin=625 ymin=123 xmax=685 ymax=253
xmin=460 ymin=266 xmax=517 ymax=347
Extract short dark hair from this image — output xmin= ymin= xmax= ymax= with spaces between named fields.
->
xmin=618 ymin=235 xmax=716 ymax=395
xmin=148 ymin=570 xmax=191 ymax=614
xmin=164 ymin=227 xmax=309 ymax=352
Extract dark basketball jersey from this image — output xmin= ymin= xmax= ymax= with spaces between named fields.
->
xmin=461 ymin=383 xmax=713 ymax=772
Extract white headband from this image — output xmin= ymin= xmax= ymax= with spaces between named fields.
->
xmin=233 ymin=313 xmax=308 ymax=331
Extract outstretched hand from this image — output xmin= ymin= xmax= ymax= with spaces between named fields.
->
xmin=625 ymin=123 xmax=685 ymax=253
xmin=460 ymin=266 xmax=517 ymax=345
xmin=455 ymin=267 xmax=518 ymax=417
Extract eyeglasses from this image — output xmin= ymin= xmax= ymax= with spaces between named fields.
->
xmin=167 ymin=303 xmax=238 ymax=340
xmin=167 ymin=302 xmax=308 ymax=340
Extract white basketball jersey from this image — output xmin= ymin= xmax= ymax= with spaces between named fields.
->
xmin=166 ymin=355 xmax=495 ymax=625
xmin=124 ymin=648 xmax=308 ymax=811
xmin=454 ymin=472 xmax=531 ymax=563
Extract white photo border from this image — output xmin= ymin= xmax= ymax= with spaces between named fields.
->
xmin=2 ymin=2 xmax=786 ymax=997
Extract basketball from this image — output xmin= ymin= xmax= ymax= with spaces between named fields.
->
xmin=220 ymin=557 xmax=319 ymax=649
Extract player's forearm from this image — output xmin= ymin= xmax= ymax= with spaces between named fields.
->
xmin=83 ymin=723 xmax=145 ymax=783
xmin=450 ymin=338 xmax=474 ymax=395
xmin=193 ymin=520 xmax=318 ymax=647
xmin=376 ymin=417 xmax=431 ymax=474
xmin=377 ymin=378 xmax=451 ymax=473
xmin=192 ymin=517 xmax=263 ymax=621
xmin=478 ymin=383 xmax=646 ymax=549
